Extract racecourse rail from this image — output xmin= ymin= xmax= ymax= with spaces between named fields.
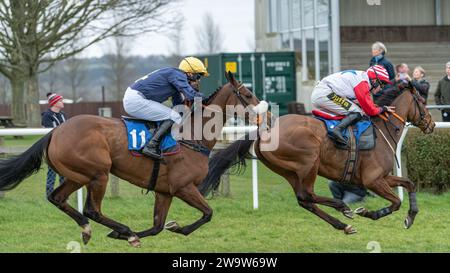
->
xmin=1 ymin=108 xmax=449 ymax=211
xmin=0 ymin=125 xmax=259 ymax=212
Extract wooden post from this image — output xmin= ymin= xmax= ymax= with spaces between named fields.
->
xmin=110 ymin=175 xmax=120 ymax=198
xmin=0 ymin=136 xmax=4 ymax=198
xmin=219 ymin=169 xmax=231 ymax=197
xmin=211 ymin=141 xmax=232 ymax=197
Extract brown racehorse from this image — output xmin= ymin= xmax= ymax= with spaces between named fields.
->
xmin=0 ymin=72 xmax=260 ymax=247
xmin=200 ymin=85 xmax=435 ymax=234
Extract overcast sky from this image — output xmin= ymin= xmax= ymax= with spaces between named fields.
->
xmin=85 ymin=0 xmax=255 ymax=57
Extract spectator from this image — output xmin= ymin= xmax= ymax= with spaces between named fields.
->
xmin=395 ymin=63 xmax=411 ymax=84
xmin=412 ymin=66 xmax=430 ymax=103
xmin=369 ymin=41 xmax=395 ymax=82
xmin=435 ymin=62 xmax=450 ymax=122
xmin=41 ymin=92 xmax=67 ymax=197
xmin=328 ymin=180 xmax=368 ymax=204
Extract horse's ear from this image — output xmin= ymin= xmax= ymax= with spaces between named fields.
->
xmin=226 ymin=71 xmax=236 ymax=85
xmin=225 ymin=71 xmax=230 ymax=82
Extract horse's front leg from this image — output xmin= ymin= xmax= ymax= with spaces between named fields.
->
xmin=384 ymin=175 xmax=418 ymax=229
xmin=136 ymin=192 xmax=173 ymax=238
xmin=355 ymin=178 xmax=402 ymax=221
xmin=165 ymin=183 xmax=213 ymax=236
xmin=108 ymin=192 xmax=173 ymax=240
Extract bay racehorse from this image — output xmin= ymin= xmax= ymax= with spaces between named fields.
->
xmin=200 ymin=84 xmax=435 ymax=234
xmin=0 ymin=72 xmax=261 ymax=247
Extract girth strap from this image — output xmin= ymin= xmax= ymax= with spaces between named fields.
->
xmin=340 ymin=127 xmax=359 ymax=183
xmin=143 ymin=141 xmax=210 ymax=194
xmin=180 ymin=140 xmax=211 ymax=157
xmin=146 ymin=160 xmax=160 ymax=194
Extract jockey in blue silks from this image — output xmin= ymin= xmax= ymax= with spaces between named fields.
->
xmin=123 ymin=57 xmax=209 ymax=160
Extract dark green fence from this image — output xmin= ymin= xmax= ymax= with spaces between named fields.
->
xmin=198 ymin=52 xmax=297 ymax=116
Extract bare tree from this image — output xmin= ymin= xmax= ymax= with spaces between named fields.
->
xmin=166 ymin=16 xmax=185 ymax=66
xmin=196 ymin=12 xmax=225 ymax=55
xmin=0 ymin=75 xmax=10 ymax=104
xmin=0 ymin=0 xmax=180 ymax=126
xmin=47 ymin=64 xmax=60 ymax=94
xmin=105 ymin=36 xmax=133 ymax=101
xmin=65 ymin=55 xmax=86 ymax=101
xmin=169 ymin=17 xmax=185 ymax=58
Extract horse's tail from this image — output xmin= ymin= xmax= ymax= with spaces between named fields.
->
xmin=198 ymin=138 xmax=254 ymax=196
xmin=0 ymin=132 xmax=53 ymax=191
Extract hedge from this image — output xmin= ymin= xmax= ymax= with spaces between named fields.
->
xmin=404 ymin=129 xmax=450 ymax=194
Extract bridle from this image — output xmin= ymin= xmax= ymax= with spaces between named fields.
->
xmin=379 ymin=87 xmax=431 ymax=132
xmin=376 ymin=87 xmax=432 ymax=165
xmin=190 ymin=83 xmax=257 ymax=121
xmin=409 ymin=87 xmax=432 ymax=130
xmin=232 ymin=83 xmax=251 ymax=108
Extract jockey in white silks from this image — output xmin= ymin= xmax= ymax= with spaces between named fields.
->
xmin=311 ymin=65 xmax=395 ymax=144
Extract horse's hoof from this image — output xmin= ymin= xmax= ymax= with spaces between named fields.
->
xmin=343 ymin=209 xmax=354 ymax=219
xmin=128 ymin=235 xmax=141 ymax=248
xmin=82 ymin=232 xmax=91 ymax=245
xmin=354 ymin=207 xmax=368 ymax=216
xmin=404 ymin=216 xmax=413 ymax=229
xmin=344 ymin=225 xmax=357 ymax=235
xmin=107 ymin=230 xmax=120 ymax=239
xmin=81 ymin=224 xmax=92 ymax=245
xmin=165 ymin=221 xmax=180 ymax=232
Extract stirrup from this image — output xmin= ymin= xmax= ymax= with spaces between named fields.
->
xmin=332 ymin=129 xmax=347 ymax=145
xmin=142 ymin=144 xmax=162 ymax=160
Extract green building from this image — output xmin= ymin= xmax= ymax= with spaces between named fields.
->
xmin=199 ymin=52 xmax=297 ymax=115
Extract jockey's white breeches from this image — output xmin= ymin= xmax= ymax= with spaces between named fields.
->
xmin=311 ymin=82 xmax=364 ymax=116
xmin=123 ymin=87 xmax=182 ymax=124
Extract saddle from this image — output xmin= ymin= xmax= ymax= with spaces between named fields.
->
xmin=313 ymin=110 xmax=377 ymax=184
xmin=312 ymin=110 xmax=376 ymax=151
xmin=121 ymin=116 xmax=180 ymax=157
xmin=121 ymin=116 xmax=211 ymax=193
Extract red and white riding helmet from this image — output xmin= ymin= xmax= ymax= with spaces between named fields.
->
xmin=366 ymin=65 xmax=392 ymax=85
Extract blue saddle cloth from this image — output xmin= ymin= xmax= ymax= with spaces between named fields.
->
xmin=315 ymin=117 xmax=372 ymax=145
xmin=123 ymin=119 xmax=177 ymax=152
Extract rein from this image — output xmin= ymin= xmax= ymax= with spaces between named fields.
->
xmin=200 ymin=83 xmax=262 ymax=125
xmin=374 ymin=87 xmax=430 ymax=168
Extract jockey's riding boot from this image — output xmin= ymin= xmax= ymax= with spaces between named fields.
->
xmin=142 ymin=120 xmax=174 ymax=160
xmin=332 ymin=112 xmax=362 ymax=145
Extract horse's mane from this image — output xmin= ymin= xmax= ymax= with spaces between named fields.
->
xmin=374 ymin=84 xmax=408 ymax=106
xmin=202 ymin=85 xmax=223 ymax=105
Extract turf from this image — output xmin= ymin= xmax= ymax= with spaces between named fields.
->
xmin=0 ymin=136 xmax=449 ymax=253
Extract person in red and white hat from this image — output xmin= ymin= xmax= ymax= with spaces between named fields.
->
xmin=42 ymin=92 xmax=67 ymax=128
xmin=41 ymin=92 xmax=68 ymax=197
xmin=311 ymin=65 xmax=395 ymax=144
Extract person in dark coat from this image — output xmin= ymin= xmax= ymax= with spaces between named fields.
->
xmin=369 ymin=41 xmax=395 ymax=83
xmin=41 ymin=92 xmax=68 ymax=197
xmin=328 ymin=180 xmax=368 ymax=204
xmin=435 ymin=62 xmax=450 ymax=122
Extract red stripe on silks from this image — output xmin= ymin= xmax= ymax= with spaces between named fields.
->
xmin=312 ymin=109 xmax=345 ymax=120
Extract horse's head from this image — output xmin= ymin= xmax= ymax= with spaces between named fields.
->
xmin=223 ymin=71 xmax=261 ymax=109
xmin=384 ymin=84 xmax=435 ymax=134
xmin=405 ymin=86 xmax=435 ymax=134
xmin=204 ymin=71 xmax=264 ymax=123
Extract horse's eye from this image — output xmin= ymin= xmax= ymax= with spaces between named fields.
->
xmin=245 ymin=93 xmax=252 ymax=99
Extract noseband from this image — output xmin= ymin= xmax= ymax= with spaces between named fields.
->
xmin=410 ymin=89 xmax=432 ymax=130
xmin=232 ymin=83 xmax=251 ymax=107
xmin=380 ymin=88 xmax=431 ymax=132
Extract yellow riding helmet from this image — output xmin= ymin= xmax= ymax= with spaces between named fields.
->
xmin=179 ymin=57 xmax=209 ymax=77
